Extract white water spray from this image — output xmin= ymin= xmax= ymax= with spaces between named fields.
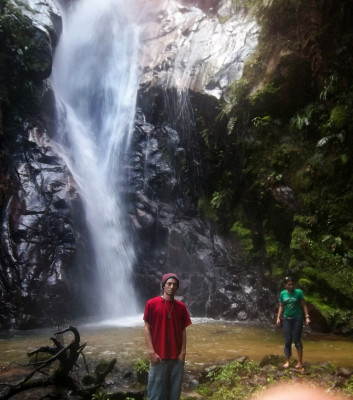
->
xmin=52 ymin=0 xmax=143 ymax=319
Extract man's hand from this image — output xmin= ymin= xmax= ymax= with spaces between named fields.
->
xmin=149 ymin=351 xmax=161 ymax=365
xmin=178 ymin=352 xmax=186 ymax=361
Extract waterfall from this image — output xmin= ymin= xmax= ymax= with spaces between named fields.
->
xmin=48 ymin=0 xmax=259 ymax=323
xmin=51 ymin=0 xmax=142 ymax=320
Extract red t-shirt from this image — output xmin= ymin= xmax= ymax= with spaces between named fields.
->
xmin=143 ymin=296 xmax=192 ymax=359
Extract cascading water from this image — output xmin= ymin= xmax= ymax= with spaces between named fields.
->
xmin=51 ymin=0 xmax=143 ymax=320
xmin=48 ymin=0 xmax=259 ymax=323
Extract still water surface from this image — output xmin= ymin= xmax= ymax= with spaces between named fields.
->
xmin=1 ymin=319 xmax=352 ymax=369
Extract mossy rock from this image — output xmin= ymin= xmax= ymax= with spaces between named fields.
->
xmin=249 ymin=82 xmax=281 ymax=117
xmin=307 ymin=361 xmax=337 ymax=375
xmin=259 ymin=354 xmax=286 ymax=368
xmin=330 ymin=105 xmax=348 ymax=130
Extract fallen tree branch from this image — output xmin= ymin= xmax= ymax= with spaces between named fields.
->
xmin=0 ymin=326 xmax=117 ymax=400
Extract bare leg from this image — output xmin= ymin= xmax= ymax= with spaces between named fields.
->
xmin=283 ymin=357 xmax=290 ymax=368
xmin=295 ymin=349 xmax=303 ymax=369
xmin=283 ymin=319 xmax=292 ymax=368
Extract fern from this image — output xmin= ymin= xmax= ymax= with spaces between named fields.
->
xmin=320 ymin=74 xmax=338 ymax=101
xmin=290 ymin=104 xmax=316 ymax=130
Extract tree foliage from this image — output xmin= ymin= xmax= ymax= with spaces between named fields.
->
xmin=198 ymin=0 xmax=353 ymax=330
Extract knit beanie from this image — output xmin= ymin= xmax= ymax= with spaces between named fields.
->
xmin=161 ymin=273 xmax=179 ymax=287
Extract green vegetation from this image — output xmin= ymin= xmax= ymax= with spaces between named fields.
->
xmin=197 ymin=0 xmax=353 ymax=330
xmin=134 ymin=358 xmax=149 ymax=374
xmin=230 ymin=221 xmax=254 ymax=260
xmin=91 ymin=393 xmax=111 ymax=400
xmin=0 ymin=0 xmax=51 ymax=129
xmin=183 ymin=356 xmax=353 ymax=400
xmin=195 ymin=359 xmax=263 ymax=400
xmin=134 ymin=358 xmax=149 ymax=384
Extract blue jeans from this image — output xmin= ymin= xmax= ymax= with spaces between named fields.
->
xmin=283 ymin=318 xmax=303 ymax=358
xmin=147 ymin=359 xmax=185 ymax=400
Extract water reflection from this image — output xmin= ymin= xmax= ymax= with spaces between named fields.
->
xmin=0 ymin=320 xmax=352 ymax=369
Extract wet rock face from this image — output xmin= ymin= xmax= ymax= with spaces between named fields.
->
xmin=0 ymin=1 xmax=92 ymax=329
xmin=139 ymin=0 xmax=258 ymax=99
xmin=0 ymin=121 xmax=92 ymax=329
xmin=128 ymin=108 xmax=277 ymax=321
xmin=130 ymin=1 xmax=276 ymax=319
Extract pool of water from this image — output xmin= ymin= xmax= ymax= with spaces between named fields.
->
xmin=0 ymin=318 xmax=352 ymax=369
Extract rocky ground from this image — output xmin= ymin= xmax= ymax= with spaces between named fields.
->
xmin=182 ymin=355 xmax=353 ymax=400
xmin=115 ymin=355 xmax=353 ymax=400
xmin=1 ymin=353 xmax=353 ymax=400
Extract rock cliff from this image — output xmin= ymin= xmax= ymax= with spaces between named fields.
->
xmin=0 ymin=0 xmax=279 ymax=329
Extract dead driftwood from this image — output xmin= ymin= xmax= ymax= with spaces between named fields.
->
xmin=0 ymin=326 xmax=117 ymax=400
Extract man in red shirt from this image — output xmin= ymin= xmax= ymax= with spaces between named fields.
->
xmin=143 ymin=273 xmax=192 ymax=400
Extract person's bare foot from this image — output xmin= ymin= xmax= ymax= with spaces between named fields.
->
xmin=283 ymin=362 xmax=290 ymax=368
xmin=295 ymin=364 xmax=304 ymax=369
